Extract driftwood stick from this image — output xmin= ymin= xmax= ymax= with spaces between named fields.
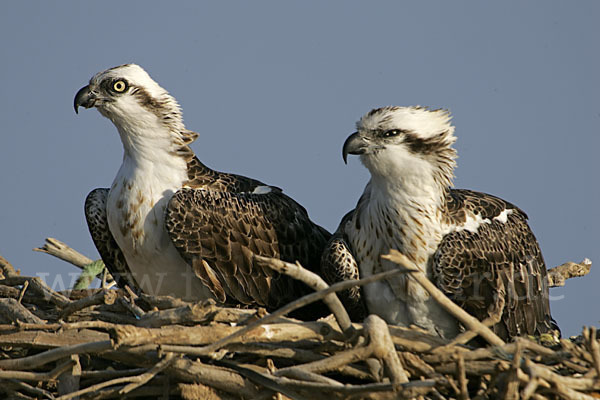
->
xmin=167 ymin=358 xmax=264 ymax=399
xmin=0 ymin=253 xmax=18 ymax=277
xmin=33 ymin=237 xmax=94 ymax=269
xmin=0 ymin=358 xmax=75 ymax=381
xmin=17 ymin=280 xmax=29 ymax=304
xmin=524 ymin=358 xmax=600 ymax=391
xmin=254 ymin=254 xmax=352 ymax=333
xmin=0 ymin=298 xmax=46 ymax=324
xmin=547 ymin=259 xmax=592 ymax=288
xmin=433 ymin=316 xmax=499 ymax=353
xmin=57 ymin=354 xmax=81 ymax=396
xmin=119 ymin=352 xmax=176 ymax=394
xmin=54 ymin=353 xmax=177 ymax=400
xmin=60 ymin=289 xmax=118 ymax=318
xmin=6 ymin=378 xmax=55 ymax=399
xmin=382 ymin=250 xmax=505 ymax=347
xmin=364 ymin=314 xmax=409 ymax=384
xmin=1 ymin=276 xmax=71 ymax=308
xmin=0 ymin=340 xmax=113 ymax=370
xmin=275 ymin=344 xmax=373 ymax=377
xmin=504 ymin=342 xmax=522 ymax=400
xmin=116 ymin=320 xmax=341 ymax=349
xmin=455 ymin=353 xmax=469 ymax=400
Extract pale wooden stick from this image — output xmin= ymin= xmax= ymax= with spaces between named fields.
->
xmin=455 ymin=353 xmax=469 ymax=400
xmin=33 ymin=237 xmax=93 ymax=269
xmin=0 ymin=253 xmax=18 ymax=277
xmin=0 ymin=298 xmax=45 ymax=324
xmin=0 ymin=340 xmax=113 ymax=370
xmin=60 ymin=289 xmax=118 ymax=318
xmin=254 ymin=254 xmax=352 ymax=332
xmin=547 ymin=259 xmax=592 ymax=287
xmin=53 ymin=353 xmax=176 ymax=400
xmin=364 ymin=314 xmax=409 ymax=384
xmin=381 ymin=250 xmax=505 ymax=347
xmin=0 ymin=359 xmax=75 ymax=381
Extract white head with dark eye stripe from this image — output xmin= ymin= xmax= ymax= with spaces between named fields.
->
xmin=74 ymin=64 xmax=185 ymax=138
xmin=343 ymin=106 xmax=457 ymax=188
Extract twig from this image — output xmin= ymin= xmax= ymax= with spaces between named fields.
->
xmin=503 ymin=342 xmax=522 ymax=400
xmin=0 ymin=340 xmax=113 ymax=370
xmin=119 ymin=352 xmax=176 ymax=394
xmin=547 ymin=259 xmax=592 ymax=287
xmin=524 ymin=358 xmax=600 ymax=391
xmin=433 ymin=315 xmax=500 ymax=353
xmin=0 ymin=298 xmax=46 ymax=324
xmin=382 ymin=250 xmax=505 ymax=347
xmin=1 ymin=276 xmax=71 ymax=308
xmin=455 ymin=353 xmax=469 ymax=400
xmin=54 ymin=353 xmax=177 ymax=400
xmin=364 ymin=314 xmax=409 ymax=384
xmin=6 ymin=379 xmax=55 ymax=399
xmin=254 ymin=255 xmax=352 ymax=333
xmin=33 ymin=238 xmax=94 ymax=269
xmin=0 ymin=358 xmax=75 ymax=381
xmin=0 ymin=253 xmax=18 ymax=277
xmin=583 ymin=326 xmax=600 ymax=379
xmin=17 ymin=280 xmax=29 ymax=304
xmin=60 ymin=289 xmax=118 ymax=318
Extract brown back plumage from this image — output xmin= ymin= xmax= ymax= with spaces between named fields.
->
xmin=434 ymin=189 xmax=559 ymax=340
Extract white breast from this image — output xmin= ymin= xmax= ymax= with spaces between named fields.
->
xmin=106 ymin=156 xmax=214 ymax=301
xmin=346 ymin=189 xmax=459 ymax=338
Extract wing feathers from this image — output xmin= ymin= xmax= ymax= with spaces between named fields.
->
xmin=434 ymin=189 xmax=558 ymax=340
xmin=166 ymin=187 xmax=330 ymax=311
xmin=84 ymin=188 xmax=137 ymax=290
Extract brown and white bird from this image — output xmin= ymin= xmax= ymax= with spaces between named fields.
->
xmin=321 ymin=106 xmax=559 ymax=340
xmin=74 ymin=64 xmax=330 ymax=311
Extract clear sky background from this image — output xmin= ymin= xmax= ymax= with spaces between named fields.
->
xmin=0 ymin=1 xmax=597 ymax=337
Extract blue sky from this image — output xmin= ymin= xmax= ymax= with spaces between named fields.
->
xmin=0 ymin=1 xmax=598 ymax=336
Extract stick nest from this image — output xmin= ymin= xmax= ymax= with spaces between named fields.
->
xmin=0 ymin=243 xmax=596 ymax=399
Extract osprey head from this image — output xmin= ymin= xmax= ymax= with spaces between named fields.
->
xmin=343 ymin=106 xmax=457 ymax=183
xmin=74 ymin=64 xmax=184 ymax=133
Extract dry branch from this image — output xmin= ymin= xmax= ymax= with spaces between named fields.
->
xmin=547 ymin=259 xmax=592 ymax=287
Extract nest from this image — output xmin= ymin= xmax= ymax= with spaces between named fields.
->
xmin=0 ymin=239 xmax=596 ymax=399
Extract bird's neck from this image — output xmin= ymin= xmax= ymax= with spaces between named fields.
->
xmin=112 ymin=120 xmax=191 ymax=191
xmin=370 ymin=168 xmax=448 ymax=215
xmin=367 ymin=171 xmax=451 ymax=266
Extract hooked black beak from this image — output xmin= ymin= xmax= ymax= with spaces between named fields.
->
xmin=342 ymin=132 xmax=368 ymax=164
xmin=74 ymin=85 xmax=97 ymax=114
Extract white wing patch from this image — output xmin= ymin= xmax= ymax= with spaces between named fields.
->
xmin=493 ymin=208 xmax=513 ymax=224
xmin=252 ymin=185 xmax=273 ymax=195
xmin=454 ymin=208 xmax=513 ymax=234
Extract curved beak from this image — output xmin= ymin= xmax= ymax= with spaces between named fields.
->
xmin=74 ymin=85 xmax=97 ymax=114
xmin=342 ymin=132 xmax=368 ymax=164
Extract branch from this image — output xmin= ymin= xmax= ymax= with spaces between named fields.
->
xmin=381 ymin=250 xmax=505 ymax=347
xmin=547 ymin=259 xmax=592 ymax=288
xmin=254 ymin=255 xmax=352 ymax=333
xmin=33 ymin=237 xmax=93 ymax=269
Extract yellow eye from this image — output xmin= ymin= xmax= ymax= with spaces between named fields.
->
xmin=113 ymin=80 xmax=127 ymax=92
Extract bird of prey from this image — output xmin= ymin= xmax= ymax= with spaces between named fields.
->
xmin=74 ymin=64 xmax=330 ymax=312
xmin=321 ymin=106 xmax=559 ymax=340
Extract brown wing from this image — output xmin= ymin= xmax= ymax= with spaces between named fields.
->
xmin=84 ymin=188 xmax=137 ymax=289
xmin=433 ymin=189 xmax=559 ymax=340
xmin=320 ymin=210 xmax=367 ymax=321
xmin=165 ymin=186 xmax=331 ymax=312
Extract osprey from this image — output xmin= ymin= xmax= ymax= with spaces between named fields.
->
xmin=74 ymin=64 xmax=330 ymax=312
xmin=321 ymin=106 xmax=558 ymax=340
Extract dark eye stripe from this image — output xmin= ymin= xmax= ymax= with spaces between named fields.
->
xmin=403 ymin=132 xmax=449 ymax=155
